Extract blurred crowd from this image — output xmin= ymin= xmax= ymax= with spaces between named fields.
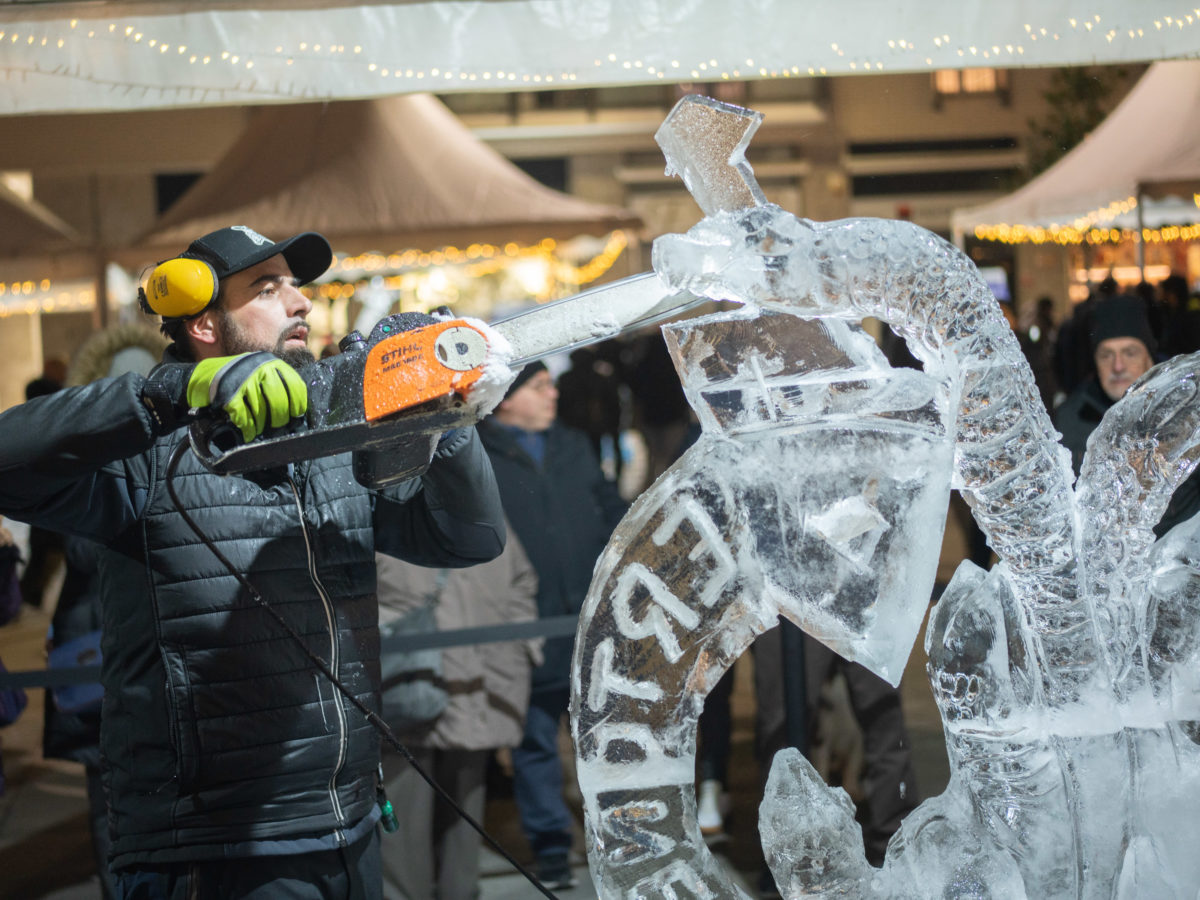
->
xmin=3 ymin=269 xmax=1199 ymax=900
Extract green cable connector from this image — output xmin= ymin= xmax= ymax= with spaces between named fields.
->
xmin=377 ymin=763 xmax=400 ymax=833
xmin=378 ymin=795 xmax=399 ymax=833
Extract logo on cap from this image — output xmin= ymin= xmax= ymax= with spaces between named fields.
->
xmin=231 ymin=226 xmax=271 ymax=246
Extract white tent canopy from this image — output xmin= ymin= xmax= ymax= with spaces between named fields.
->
xmin=952 ymin=60 xmax=1200 ymax=242
xmin=3 ymin=0 xmax=1199 ymax=115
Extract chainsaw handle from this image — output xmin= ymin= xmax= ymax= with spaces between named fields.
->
xmin=187 ymin=409 xmax=306 ymax=472
xmin=188 ymin=412 xmax=237 ymax=469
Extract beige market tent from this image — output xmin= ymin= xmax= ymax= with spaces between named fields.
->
xmin=951 ymin=60 xmax=1200 ymax=245
xmin=131 ymin=93 xmax=638 ymax=261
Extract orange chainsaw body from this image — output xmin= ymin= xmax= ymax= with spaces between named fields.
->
xmin=363 ymin=319 xmax=491 ymax=421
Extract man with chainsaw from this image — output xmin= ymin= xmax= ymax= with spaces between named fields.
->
xmin=0 ymin=226 xmax=507 ymax=899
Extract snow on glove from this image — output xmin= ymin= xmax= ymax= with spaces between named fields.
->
xmin=186 ymin=352 xmax=307 ymax=443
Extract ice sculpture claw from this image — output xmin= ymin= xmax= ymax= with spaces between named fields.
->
xmin=655 ymin=94 xmax=767 ymax=217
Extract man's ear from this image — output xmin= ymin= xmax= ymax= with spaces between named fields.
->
xmin=184 ymin=309 xmax=222 ymax=358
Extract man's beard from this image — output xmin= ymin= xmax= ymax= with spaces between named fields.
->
xmin=214 ymin=308 xmax=316 ymax=370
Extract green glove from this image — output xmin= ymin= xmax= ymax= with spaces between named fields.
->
xmin=186 ymin=352 xmax=307 ymax=443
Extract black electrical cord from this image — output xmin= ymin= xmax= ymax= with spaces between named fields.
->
xmin=165 ymin=440 xmax=561 ymax=899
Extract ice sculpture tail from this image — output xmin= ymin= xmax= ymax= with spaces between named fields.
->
xmin=925 ymin=561 xmax=1085 ymax=895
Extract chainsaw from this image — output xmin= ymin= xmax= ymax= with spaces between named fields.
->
xmin=188 ymin=271 xmax=703 ymax=487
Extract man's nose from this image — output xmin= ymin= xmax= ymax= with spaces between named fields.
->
xmin=285 ymin=283 xmax=313 ymax=317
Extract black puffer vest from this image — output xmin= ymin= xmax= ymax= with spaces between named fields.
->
xmin=100 ymin=430 xmax=386 ymax=867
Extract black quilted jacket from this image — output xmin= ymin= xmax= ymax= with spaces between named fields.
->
xmin=0 ymin=369 xmax=504 ymax=867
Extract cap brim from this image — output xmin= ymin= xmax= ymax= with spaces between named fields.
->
xmin=210 ymin=231 xmax=332 ymax=285
xmin=273 ymin=232 xmax=333 ymax=285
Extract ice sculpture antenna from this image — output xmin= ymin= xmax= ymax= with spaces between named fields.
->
xmin=569 ymin=95 xmax=1200 ymax=898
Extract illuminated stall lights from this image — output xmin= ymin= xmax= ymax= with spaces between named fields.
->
xmin=0 ymin=281 xmax=95 ymax=317
xmin=554 ymin=232 xmax=628 ymax=286
xmin=973 ymin=222 xmax=1200 ymax=245
xmin=972 ymin=193 xmax=1200 ymax=245
xmin=1075 ymin=264 xmax=1171 ymax=283
xmin=319 ymin=231 xmax=628 ymax=304
xmin=1140 ymin=224 xmax=1200 ymax=243
xmin=0 ymin=278 xmax=53 ymax=297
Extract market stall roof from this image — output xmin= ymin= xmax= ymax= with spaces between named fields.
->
xmin=2 ymin=1 xmax=1198 ymax=115
xmin=130 ymin=93 xmax=638 ymax=261
xmin=952 ymin=60 xmax=1200 ymax=242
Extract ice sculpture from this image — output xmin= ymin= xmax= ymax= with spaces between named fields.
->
xmin=569 ymin=94 xmax=1200 ymax=898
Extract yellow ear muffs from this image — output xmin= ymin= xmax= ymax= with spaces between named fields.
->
xmin=138 ymin=257 xmax=219 ymax=318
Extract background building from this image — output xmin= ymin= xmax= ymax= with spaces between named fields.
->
xmin=0 ymin=64 xmax=1150 ymax=410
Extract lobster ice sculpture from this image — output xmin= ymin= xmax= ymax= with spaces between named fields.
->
xmin=570 ymin=95 xmax=1200 ymax=898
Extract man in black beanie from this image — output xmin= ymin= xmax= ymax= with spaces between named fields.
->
xmin=1054 ymin=293 xmax=1200 ymax=536
xmin=1087 ymin=294 xmax=1158 ymax=404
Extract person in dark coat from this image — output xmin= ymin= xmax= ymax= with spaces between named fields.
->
xmin=43 ymin=537 xmax=113 ymax=896
xmin=628 ymin=331 xmax=692 ymax=493
xmin=374 ymin=526 xmax=540 ymax=900
xmin=477 ymin=361 xmax=627 ymax=891
xmin=18 ymin=358 xmax=68 ymax=608
xmin=1161 ymin=273 xmax=1200 ymax=357
xmin=555 ymin=344 xmax=627 ymax=481
xmin=0 ymin=226 xmax=506 ymax=900
xmin=1054 ymin=293 xmax=1200 ymax=537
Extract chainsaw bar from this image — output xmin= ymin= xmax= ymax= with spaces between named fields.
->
xmin=492 ymin=271 xmax=703 ymax=367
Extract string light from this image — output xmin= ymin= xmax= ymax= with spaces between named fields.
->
xmin=967 ymin=192 xmax=1200 ymax=245
xmin=6 ymin=6 xmax=1195 ymax=103
xmin=315 ymin=231 xmax=628 ymax=304
xmin=0 ymin=281 xmax=95 ymax=317
xmin=973 ymin=221 xmax=1200 ymax=246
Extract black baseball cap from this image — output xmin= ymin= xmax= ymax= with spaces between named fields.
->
xmin=184 ymin=226 xmax=332 ymax=286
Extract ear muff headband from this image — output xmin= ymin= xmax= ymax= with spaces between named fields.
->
xmin=138 ymin=257 xmax=219 ymax=318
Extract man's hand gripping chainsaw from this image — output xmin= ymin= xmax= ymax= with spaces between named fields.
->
xmin=188 ymin=273 xmax=701 ymax=488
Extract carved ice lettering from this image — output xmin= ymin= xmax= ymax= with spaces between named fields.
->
xmin=629 ymin=860 xmax=718 ymax=900
xmin=651 ymin=498 xmax=736 ymax=609
xmin=611 ymin=563 xmax=700 ymax=663
xmin=595 ymin=798 xmax=675 ymax=866
xmin=588 ymin=637 xmax=665 ymax=710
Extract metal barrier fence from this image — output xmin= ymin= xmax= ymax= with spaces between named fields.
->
xmin=0 ymin=614 xmax=582 ymax=690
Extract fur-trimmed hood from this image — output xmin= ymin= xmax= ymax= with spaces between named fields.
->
xmin=66 ymin=322 xmax=167 ymax=386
